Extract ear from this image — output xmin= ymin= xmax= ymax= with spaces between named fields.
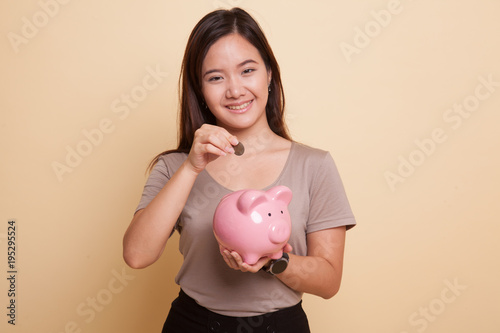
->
xmin=266 ymin=186 xmax=292 ymax=205
xmin=267 ymin=69 xmax=272 ymax=87
xmin=237 ymin=190 xmax=268 ymax=215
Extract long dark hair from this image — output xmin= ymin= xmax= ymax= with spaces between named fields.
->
xmin=148 ymin=7 xmax=290 ymax=172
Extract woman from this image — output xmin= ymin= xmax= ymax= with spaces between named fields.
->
xmin=123 ymin=7 xmax=356 ymax=333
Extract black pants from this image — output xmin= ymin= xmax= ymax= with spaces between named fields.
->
xmin=162 ymin=289 xmax=311 ymax=333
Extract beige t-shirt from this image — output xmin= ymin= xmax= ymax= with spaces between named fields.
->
xmin=136 ymin=141 xmax=356 ymax=316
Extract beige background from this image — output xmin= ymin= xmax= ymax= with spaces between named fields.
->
xmin=1 ymin=0 xmax=499 ymax=332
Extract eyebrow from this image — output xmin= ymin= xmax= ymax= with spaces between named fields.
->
xmin=203 ymin=59 xmax=258 ymax=78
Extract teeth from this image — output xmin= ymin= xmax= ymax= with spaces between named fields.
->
xmin=227 ymin=101 xmax=251 ymax=110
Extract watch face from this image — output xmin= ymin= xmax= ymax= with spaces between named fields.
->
xmin=271 ymin=260 xmax=288 ymax=274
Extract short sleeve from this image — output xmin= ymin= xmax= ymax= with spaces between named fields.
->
xmin=306 ymin=152 xmax=356 ymax=233
xmin=135 ymin=158 xmax=171 ymax=214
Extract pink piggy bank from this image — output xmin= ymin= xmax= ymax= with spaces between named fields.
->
xmin=213 ymin=185 xmax=292 ymax=265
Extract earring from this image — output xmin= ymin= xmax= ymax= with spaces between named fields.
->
xmin=268 ymin=85 xmax=271 ymax=93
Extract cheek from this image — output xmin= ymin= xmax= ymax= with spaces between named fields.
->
xmin=252 ymin=75 xmax=271 ymax=96
xmin=202 ymin=84 xmax=223 ymax=106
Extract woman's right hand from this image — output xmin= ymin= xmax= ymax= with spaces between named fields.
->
xmin=185 ymin=124 xmax=239 ymax=174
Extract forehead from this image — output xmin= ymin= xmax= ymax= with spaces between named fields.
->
xmin=202 ymin=33 xmax=264 ymax=69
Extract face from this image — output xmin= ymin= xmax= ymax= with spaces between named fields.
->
xmin=201 ymin=33 xmax=272 ymax=132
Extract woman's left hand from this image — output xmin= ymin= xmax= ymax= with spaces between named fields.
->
xmin=219 ymin=244 xmax=293 ymax=273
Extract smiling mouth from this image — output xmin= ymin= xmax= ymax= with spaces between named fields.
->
xmin=227 ymin=100 xmax=253 ymax=110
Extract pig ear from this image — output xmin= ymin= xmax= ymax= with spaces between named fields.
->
xmin=267 ymin=186 xmax=292 ymax=205
xmin=237 ymin=190 xmax=268 ymax=215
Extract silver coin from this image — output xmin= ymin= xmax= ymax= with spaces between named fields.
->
xmin=233 ymin=142 xmax=245 ymax=156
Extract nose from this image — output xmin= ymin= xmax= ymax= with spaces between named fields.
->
xmin=225 ymin=77 xmax=245 ymax=99
xmin=268 ymin=220 xmax=290 ymax=244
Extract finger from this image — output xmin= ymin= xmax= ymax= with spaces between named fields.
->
xmin=197 ymin=125 xmax=239 ymax=153
xmin=242 ymin=256 xmax=270 ymax=273
xmin=230 ymin=251 xmax=253 ymax=272
xmin=229 ymin=251 xmax=244 ymax=266
xmin=283 ymin=243 xmax=293 ymax=253
xmin=201 ymin=142 xmax=228 ymax=157
xmin=204 ymin=133 xmax=232 ymax=154
xmin=228 ymin=135 xmax=239 ymax=147
xmin=221 ymin=251 xmax=233 ymax=268
xmin=223 ymin=250 xmax=239 ymax=269
xmin=193 ymin=135 xmax=232 ymax=158
xmin=202 ymin=124 xmax=239 ymax=147
xmin=240 ymin=263 xmax=251 ymax=272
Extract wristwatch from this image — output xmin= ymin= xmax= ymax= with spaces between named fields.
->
xmin=263 ymin=253 xmax=289 ymax=275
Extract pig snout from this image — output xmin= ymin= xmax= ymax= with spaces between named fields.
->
xmin=268 ymin=220 xmax=290 ymax=244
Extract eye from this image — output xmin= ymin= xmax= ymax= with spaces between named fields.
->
xmin=242 ymin=68 xmax=255 ymax=75
xmin=268 ymin=213 xmax=271 ymax=217
xmin=208 ymin=76 xmax=223 ymax=82
xmin=281 ymin=210 xmax=283 ymax=214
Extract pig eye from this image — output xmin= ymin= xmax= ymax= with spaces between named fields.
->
xmin=281 ymin=210 xmax=283 ymax=214
xmin=268 ymin=213 xmax=271 ymax=216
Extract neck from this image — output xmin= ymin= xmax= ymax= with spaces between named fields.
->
xmin=237 ymin=127 xmax=288 ymax=159
xmin=217 ymin=116 xmax=278 ymax=144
